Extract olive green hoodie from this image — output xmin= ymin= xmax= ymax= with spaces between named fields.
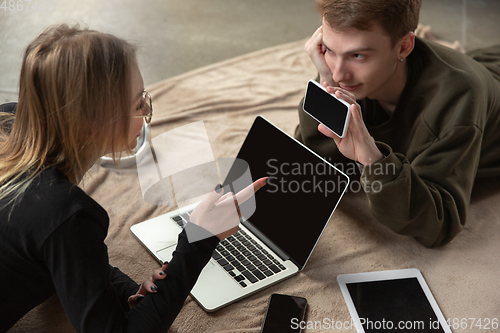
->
xmin=294 ymin=37 xmax=500 ymax=247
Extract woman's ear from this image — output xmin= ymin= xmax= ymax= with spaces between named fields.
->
xmin=398 ymin=31 xmax=415 ymax=60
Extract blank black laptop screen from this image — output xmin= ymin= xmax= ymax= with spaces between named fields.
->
xmin=222 ymin=116 xmax=349 ymax=269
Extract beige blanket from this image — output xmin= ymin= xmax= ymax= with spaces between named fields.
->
xmin=10 ymin=40 xmax=500 ymax=333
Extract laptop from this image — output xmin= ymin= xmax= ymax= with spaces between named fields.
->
xmin=131 ymin=116 xmax=349 ymax=311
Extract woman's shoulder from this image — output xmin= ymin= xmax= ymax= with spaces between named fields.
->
xmin=34 ymin=167 xmax=107 ymax=220
xmin=4 ymin=167 xmax=108 ymax=233
xmin=0 ymin=167 xmax=109 ymax=255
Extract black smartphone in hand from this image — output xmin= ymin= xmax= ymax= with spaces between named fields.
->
xmin=303 ymin=80 xmax=351 ymax=138
xmin=261 ymin=293 xmax=308 ymax=333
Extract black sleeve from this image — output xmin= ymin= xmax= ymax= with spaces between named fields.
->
xmin=42 ymin=212 xmax=130 ymax=332
xmin=42 ymin=212 xmax=218 ymax=333
xmin=126 ymin=222 xmax=219 ymax=332
xmin=109 ymin=266 xmax=140 ymax=312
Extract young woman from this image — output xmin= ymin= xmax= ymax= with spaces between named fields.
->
xmin=0 ymin=24 xmax=266 ymax=332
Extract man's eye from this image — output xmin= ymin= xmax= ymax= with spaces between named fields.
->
xmin=353 ymin=53 xmax=366 ymax=60
xmin=324 ymin=49 xmax=336 ymax=58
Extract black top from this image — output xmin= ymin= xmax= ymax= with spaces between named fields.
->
xmin=0 ymin=167 xmax=219 ymax=332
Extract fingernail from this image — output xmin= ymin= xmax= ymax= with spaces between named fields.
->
xmin=151 ymin=285 xmax=158 ymax=293
xmin=159 ymin=271 xmax=165 ymax=276
xmin=215 ymin=184 xmax=223 ymax=193
xmin=137 ymin=295 xmax=145 ymax=302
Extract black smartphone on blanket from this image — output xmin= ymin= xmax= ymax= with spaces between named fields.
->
xmin=303 ymin=79 xmax=351 ymax=138
xmin=261 ymin=293 xmax=308 ymax=333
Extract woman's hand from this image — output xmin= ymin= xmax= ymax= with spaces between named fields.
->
xmin=128 ymin=262 xmax=169 ymax=309
xmin=305 ymin=26 xmax=334 ymax=87
xmin=318 ymin=85 xmax=384 ymax=165
xmin=190 ymin=177 xmax=268 ymax=241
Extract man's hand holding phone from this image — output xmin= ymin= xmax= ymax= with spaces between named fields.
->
xmin=318 ymin=84 xmax=384 ymax=166
xmin=303 ymin=80 xmax=351 ymax=138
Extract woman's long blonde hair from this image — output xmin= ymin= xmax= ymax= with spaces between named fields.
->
xmin=0 ymin=24 xmax=137 ymax=209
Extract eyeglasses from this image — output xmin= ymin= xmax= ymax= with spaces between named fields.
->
xmin=132 ymin=91 xmax=153 ymax=124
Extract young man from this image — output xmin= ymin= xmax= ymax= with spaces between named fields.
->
xmin=294 ymin=0 xmax=500 ymax=247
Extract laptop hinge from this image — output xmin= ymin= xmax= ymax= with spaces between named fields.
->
xmin=241 ymin=220 xmax=294 ymax=265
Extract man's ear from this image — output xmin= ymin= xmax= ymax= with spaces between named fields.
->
xmin=398 ymin=31 xmax=415 ymax=59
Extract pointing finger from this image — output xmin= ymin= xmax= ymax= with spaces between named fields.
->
xmin=233 ymin=177 xmax=268 ymax=207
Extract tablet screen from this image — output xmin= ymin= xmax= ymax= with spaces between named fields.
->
xmin=346 ymin=277 xmax=446 ymax=332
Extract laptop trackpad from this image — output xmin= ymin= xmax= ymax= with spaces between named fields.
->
xmin=156 ymin=242 xmax=177 ymax=263
xmin=202 ymin=261 xmax=214 ymax=271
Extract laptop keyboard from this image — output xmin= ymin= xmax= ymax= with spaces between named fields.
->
xmin=213 ymin=230 xmax=287 ymax=287
xmin=170 ymin=212 xmax=287 ymax=288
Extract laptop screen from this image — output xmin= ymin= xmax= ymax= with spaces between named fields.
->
xmin=222 ymin=116 xmax=349 ymax=270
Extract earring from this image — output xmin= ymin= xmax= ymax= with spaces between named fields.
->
xmin=399 ymin=58 xmax=404 ymax=62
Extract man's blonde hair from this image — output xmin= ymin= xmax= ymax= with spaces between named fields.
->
xmin=0 ymin=24 xmax=137 ymax=210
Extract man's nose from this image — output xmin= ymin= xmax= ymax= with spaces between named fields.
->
xmin=332 ymin=59 xmax=350 ymax=83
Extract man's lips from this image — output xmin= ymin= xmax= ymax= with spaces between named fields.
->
xmin=339 ymin=83 xmax=362 ymax=91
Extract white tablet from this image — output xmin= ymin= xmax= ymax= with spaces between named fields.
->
xmin=337 ymin=268 xmax=452 ymax=333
